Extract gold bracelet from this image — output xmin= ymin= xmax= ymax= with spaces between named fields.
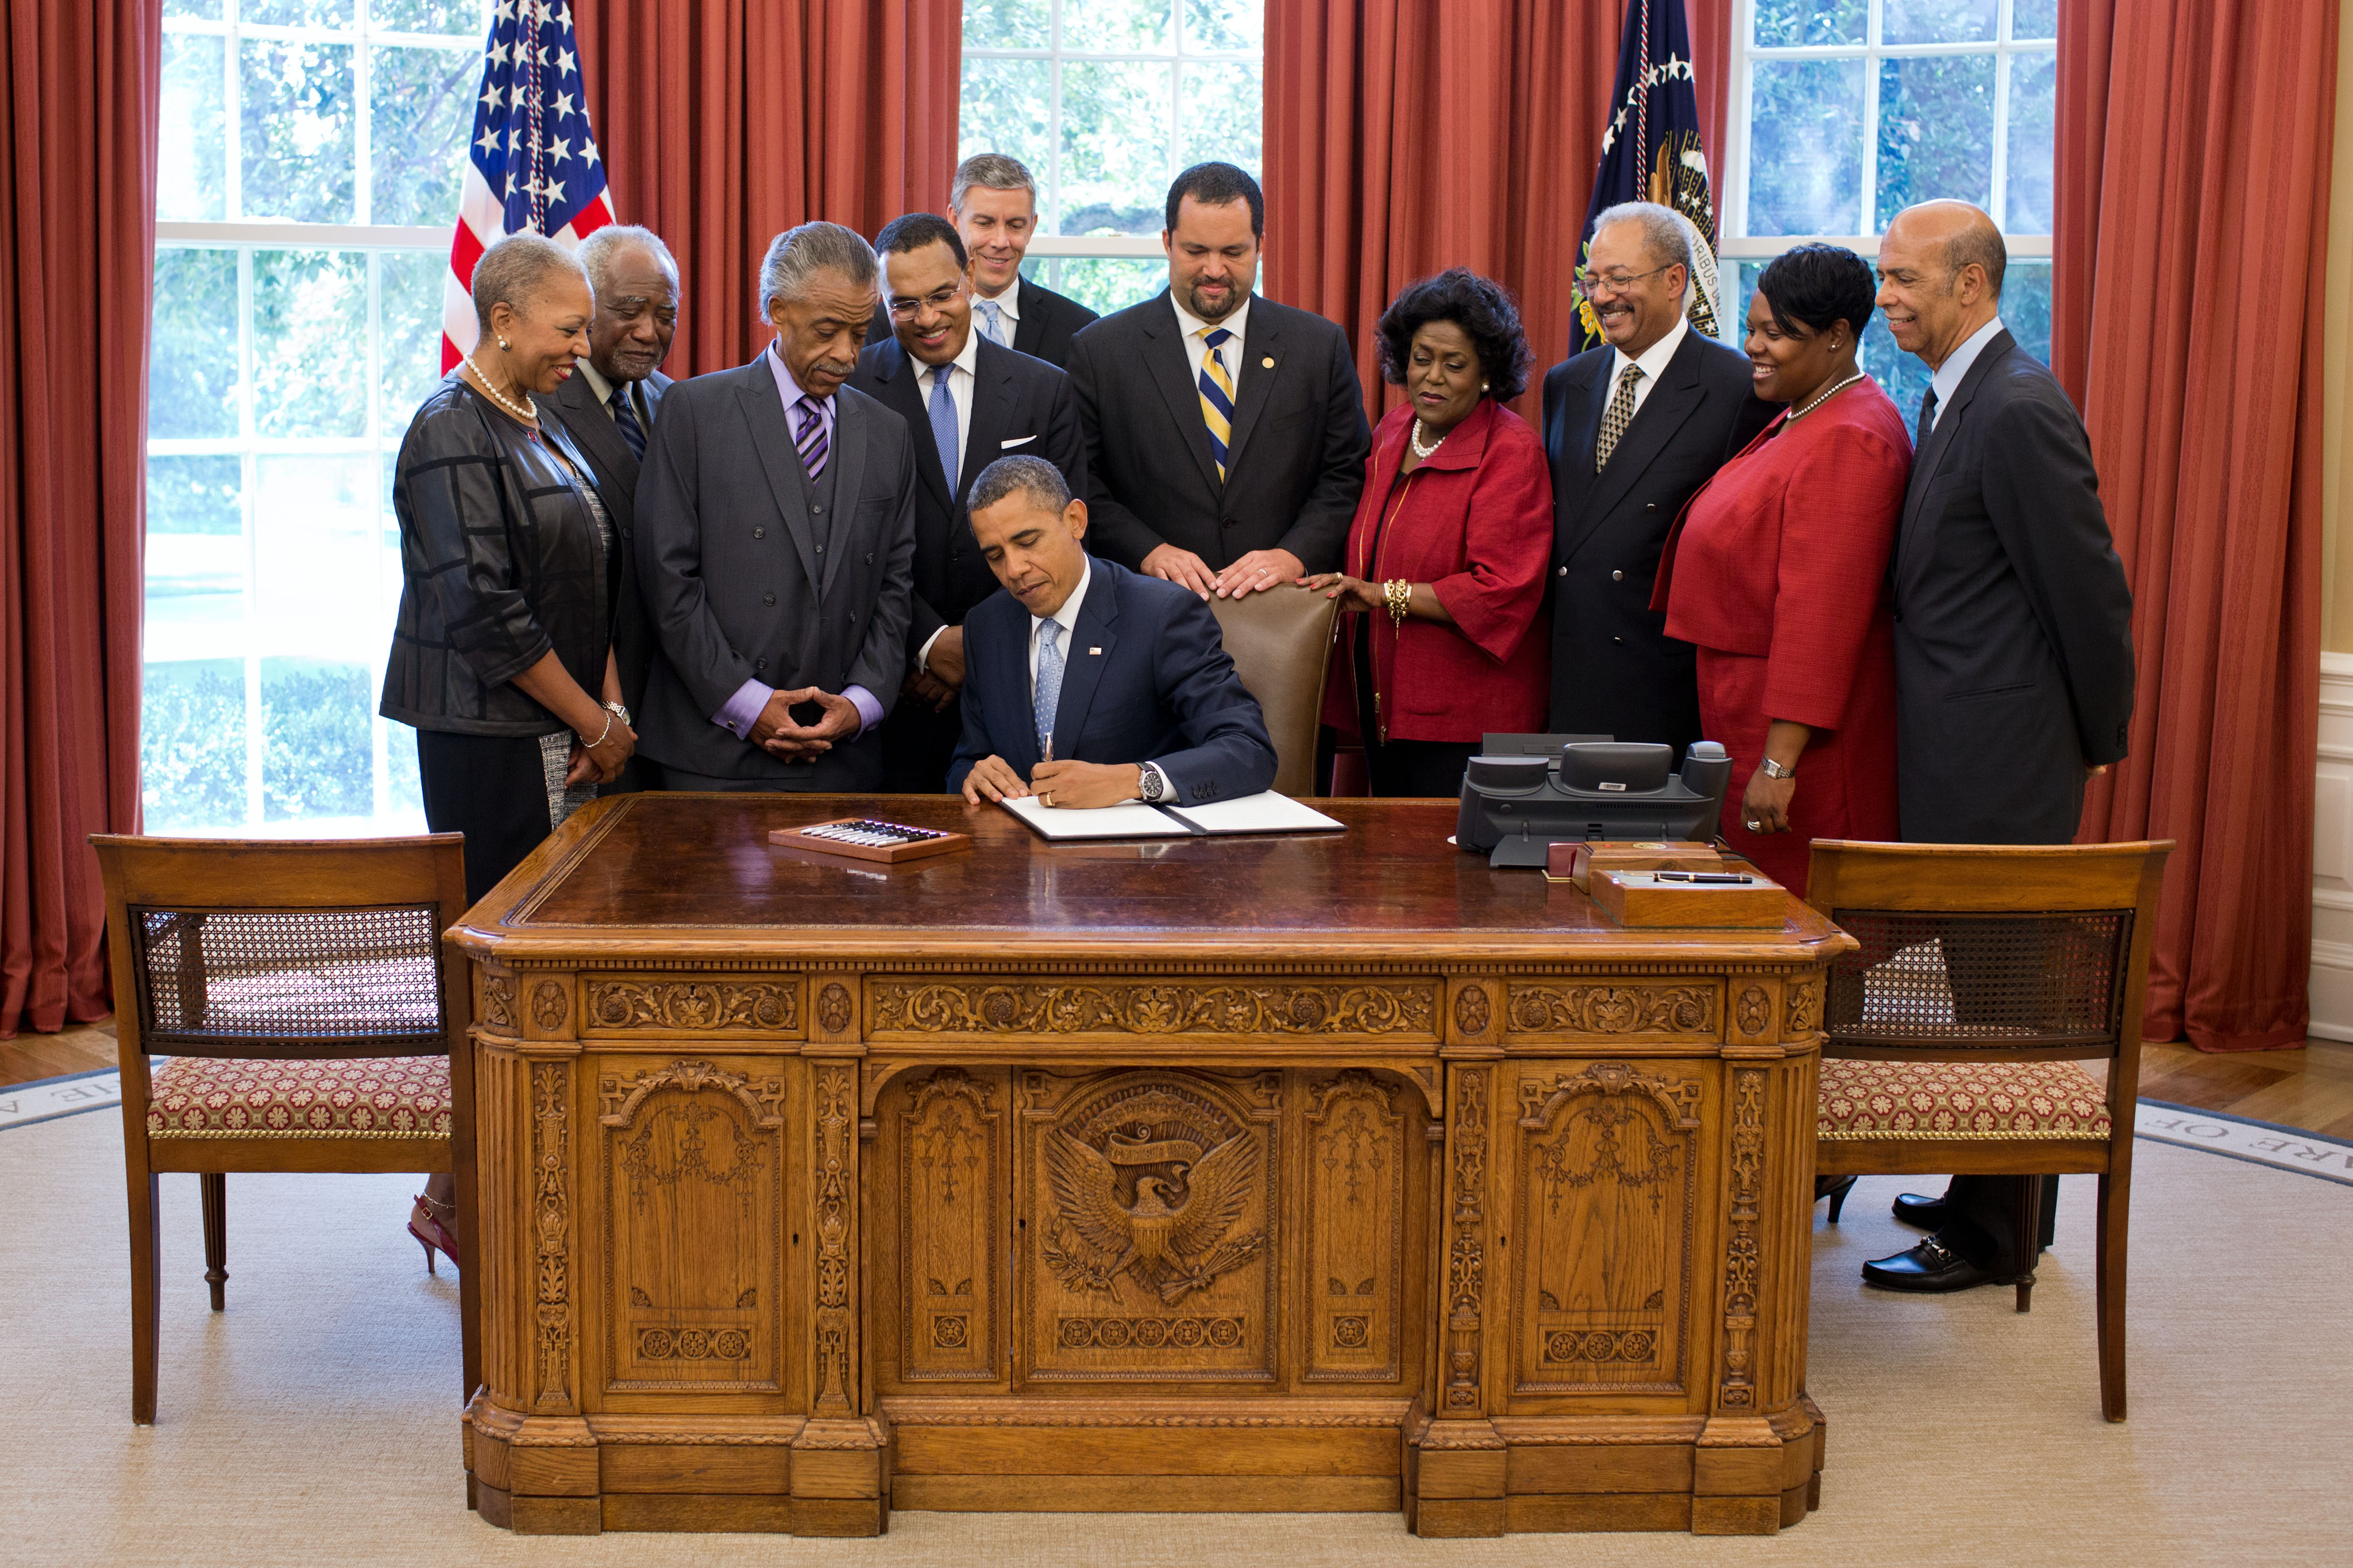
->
xmin=1384 ymin=578 xmax=1412 ymax=631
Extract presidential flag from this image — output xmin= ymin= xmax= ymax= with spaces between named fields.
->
xmin=439 ymin=0 xmax=614 ymax=372
xmin=1575 ymin=0 xmax=1721 ymax=352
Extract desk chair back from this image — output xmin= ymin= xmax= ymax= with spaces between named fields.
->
xmin=1211 ymin=584 xmax=1338 ymax=797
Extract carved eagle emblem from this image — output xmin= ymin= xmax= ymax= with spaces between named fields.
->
xmin=1043 ymin=1123 xmax=1263 ymax=1306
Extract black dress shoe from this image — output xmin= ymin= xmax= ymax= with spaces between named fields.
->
xmin=1861 ymin=1234 xmax=1996 ymax=1292
xmin=1892 ymin=1192 xmax=1947 ymax=1231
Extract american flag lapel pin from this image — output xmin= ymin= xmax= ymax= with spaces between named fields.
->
xmin=1089 ymin=647 xmax=1103 ymax=655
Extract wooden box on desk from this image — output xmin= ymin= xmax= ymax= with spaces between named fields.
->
xmin=1588 ymin=867 xmax=1789 ymax=929
xmin=1546 ymin=840 xmax=1726 ymax=893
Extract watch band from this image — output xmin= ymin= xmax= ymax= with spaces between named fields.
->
xmin=1140 ymin=763 xmax=1167 ymax=802
xmin=1759 ymin=758 xmax=1795 ymax=781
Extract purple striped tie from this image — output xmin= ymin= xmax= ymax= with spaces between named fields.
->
xmin=794 ymin=394 xmax=828 ymax=480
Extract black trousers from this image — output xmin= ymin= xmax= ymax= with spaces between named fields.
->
xmin=416 ymin=729 xmax=562 ymax=909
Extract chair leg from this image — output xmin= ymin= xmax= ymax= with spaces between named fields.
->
xmin=2012 ymin=1174 xmax=2042 ymax=1314
xmin=2096 ymin=1171 xmax=2128 ymax=1422
xmin=200 ymin=1173 xmax=228 ymax=1311
xmin=128 ymin=1168 xmax=160 ymax=1425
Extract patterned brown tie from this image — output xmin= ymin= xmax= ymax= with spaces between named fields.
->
xmin=1595 ymin=363 xmax=1645 ymax=472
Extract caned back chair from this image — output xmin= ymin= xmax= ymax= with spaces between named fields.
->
xmin=90 ymin=833 xmax=477 ymax=1424
xmin=1806 ymin=839 xmax=2170 ymax=1423
xmin=1210 ymin=583 xmax=1340 ymax=797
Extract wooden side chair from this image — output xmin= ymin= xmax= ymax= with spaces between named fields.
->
xmin=90 ymin=833 xmax=477 ymax=1425
xmin=1805 ymin=839 xmax=2170 ymax=1423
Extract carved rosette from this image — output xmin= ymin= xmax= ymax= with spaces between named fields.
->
xmin=1719 ymin=1068 xmax=1766 ymax=1409
xmin=1452 ymin=983 xmax=1492 ymax=1041
xmin=530 ymin=979 xmax=570 ymax=1034
xmin=817 ymin=983 xmax=855 ymax=1036
xmin=480 ymin=974 xmax=516 ymax=1032
xmin=530 ymin=1061 xmax=573 ymax=1412
xmin=587 ymin=979 xmax=798 ymax=1033
xmin=813 ymin=1064 xmax=856 ymax=1417
xmin=1442 ymin=1067 xmax=1490 ymax=1415
xmin=1734 ymin=983 xmax=1773 ymax=1040
xmin=870 ymin=979 xmax=1437 ymax=1038
xmin=1506 ymin=982 xmax=1717 ymax=1038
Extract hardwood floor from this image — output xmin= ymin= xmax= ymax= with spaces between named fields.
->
xmin=0 ymin=1021 xmax=115 ymax=1089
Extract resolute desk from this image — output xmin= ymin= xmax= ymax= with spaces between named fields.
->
xmin=450 ymin=793 xmax=1851 ymax=1536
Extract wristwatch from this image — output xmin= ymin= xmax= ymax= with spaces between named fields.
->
xmin=603 ymin=701 xmax=631 ymax=727
xmin=1139 ymin=763 xmax=1168 ymax=803
xmin=1758 ymin=758 xmax=1796 ymax=781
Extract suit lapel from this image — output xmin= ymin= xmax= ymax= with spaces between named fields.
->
xmin=554 ymin=373 xmax=639 ymax=497
xmin=731 ymin=354 xmax=823 ymax=594
xmin=1896 ymin=330 xmax=2013 ymax=591
xmin=992 ymin=600 xmax=1044 ymax=777
xmin=1579 ymin=334 xmax=1708 ymax=529
xmin=1139 ymin=292 xmax=1225 ymax=493
xmin=823 ymin=392 xmax=870 ymax=599
xmin=960 ymin=340 xmax=1017 ymax=509
xmin=1012 ymin=277 xmax=1046 ymax=358
xmin=1047 ymin=568 xmax=1121 ymax=764
xmin=641 ymin=370 xmax=670 ymax=430
xmin=1220 ymin=301 xmax=1280 ymax=476
xmin=1550 ymin=355 xmax=1608 ymax=538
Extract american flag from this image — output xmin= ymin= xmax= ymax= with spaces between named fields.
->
xmin=439 ymin=0 xmax=614 ymax=372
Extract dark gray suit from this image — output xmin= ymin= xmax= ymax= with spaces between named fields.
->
xmin=539 ymin=365 xmax=670 ymax=791
xmin=632 ymin=352 xmax=919 ymax=790
xmin=1067 ymin=291 xmax=1370 ymax=575
xmin=1891 ymin=328 xmax=2134 ymax=1281
xmin=850 ymin=334 xmax=1087 ymax=792
xmin=1542 ymin=327 xmax=1774 ymax=752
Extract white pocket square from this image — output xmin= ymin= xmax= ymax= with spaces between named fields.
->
xmin=1000 ymin=434 xmax=1036 ymax=449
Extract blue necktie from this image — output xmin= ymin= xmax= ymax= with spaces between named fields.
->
xmin=928 ymin=366 xmax=959 ymax=494
xmin=609 ymin=384 xmax=646 ymax=461
xmin=1034 ymin=620 xmax=1064 ymax=759
xmin=976 ymin=297 xmax=1008 ymax=347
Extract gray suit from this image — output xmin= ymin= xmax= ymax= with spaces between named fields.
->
xmin=632 ymin=352 xmax=919 ymax=789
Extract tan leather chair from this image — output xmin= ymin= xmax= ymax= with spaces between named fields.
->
xmin=1211 ymin=585 xmax=1338 ymax=796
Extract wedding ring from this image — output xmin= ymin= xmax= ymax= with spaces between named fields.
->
xmin=1040 ymin=793 xmax=1055 ymax=809
xmin=1745 ymin=820 xmax=1762 ymax=831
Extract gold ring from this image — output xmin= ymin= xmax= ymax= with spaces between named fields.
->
xmin=1040 ymin=793 xmax=1055 ymax=809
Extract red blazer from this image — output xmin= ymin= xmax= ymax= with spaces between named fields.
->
xmin=1320 ymin=399 xmax=1552 ymax=743
xmin=1652 ymin=381 xmax=1912 ymax=728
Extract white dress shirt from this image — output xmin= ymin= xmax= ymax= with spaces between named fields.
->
xmin=1927 ymin=315 xmax=2008 ymax=432
xmin=572 ymin=357 xmax=648 ymax=427
xmin=922 ymin=324 xmax=981 ymax=472
xmin=974 ymin=278 xmax=1021 ymax=345
xmin=1606 ymin=312 xmax=1689 ymax=425
xmin=1171 ymin=292 xmax=1251 ymax=390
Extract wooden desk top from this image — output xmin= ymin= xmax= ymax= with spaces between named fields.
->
xmin=453 ymin=794 xmax=1852 ymax=967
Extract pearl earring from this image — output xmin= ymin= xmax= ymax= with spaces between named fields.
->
xmin=497 ymin=336 xmax=510 ymax=350
xmin=1481 ymin=382 xmax=1490 ymax=392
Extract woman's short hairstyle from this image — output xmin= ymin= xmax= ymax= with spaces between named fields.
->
xmin=1374 ymin=268 xmax=1533 ymax=403
xmin=1754 ymin=244 xmax=1878 ymax=341
xmin=469 ymin=233 xmax=588 ymax=333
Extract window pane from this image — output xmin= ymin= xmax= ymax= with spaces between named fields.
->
xmin=151 ymin=249 xmax=242 ymax=441
xmin=1751 ymin=0 xmax=1864 ymax=47
xmin=262 ymin=656 xmax=373 ymax=821
xmin=160 ymin=33 xmax=226 ymax=222
xmin=240 ymin=38 xmax=356 ymax=223
xmin=252 ymin=454 xmax=383 ymax=667
xmin=385 ymin=718 xmax=423 ymax=817
xmin=959 ymin=57 xmax=1052 ymax=181
xmin=1883 ymin=0 xmax=1997 ymax=45
xmin=370 ymin=45 xmax=476 ymax=226
xmin=380 ymin=249 xmax=452 ymax=438
xmin=165 ymin=0 xmax=223 ymax=16
xmin=149 ymin=454 xmax=242 ymax=534
xmin=1747 ymin=59 xmax=1862 ymax=235
xmin=1059 ymin=60 xmax=1172 ymax=235
xmin=142 ymin=660 xmax=249 ymax=832
xmin=1064 ymin=0 xmax=1174 ymax=53
xmin=2003 ymin=260 xmax=2053 ymax=365
xmin=1177 ymin=61 xmax=1260 ymax=175
xmin=145 ymin=459 xmax=245 ymax=648
xmin=252 ymin=250 xmax=368 ymax=438
xmin=1875 ymin=53 xmax=1994 ymax=229
xmin=1184 ymin=0 xmax=1260 ymax=53
xmin=2012 ymin=0 xmax=2059 ymax=40
xmin=1031 ymin=257 xmax=1166 ymax=319
xmin=963 ymin=0 xmax=1047 ymax=49
xmin=371 ymin=0 xmax=485 ymax=34
xmin=2005 ymin=50 xmax=2057 ymax=232
xmin=1859 ymin=313 xmax=1933 ymax=434
xmin=243 ymin=0 xmax=356 ymax=24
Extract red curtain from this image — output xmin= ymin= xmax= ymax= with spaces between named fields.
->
xmin=2054 ymin=0 xmax=2338 ymax=1051
xmin=570 ymin=0 xmax=961 ymax=379
xmin=0 ymin=0 xmax=156 ymax=1037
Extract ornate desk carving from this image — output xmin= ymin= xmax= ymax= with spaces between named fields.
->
xmin=454 ymin=795 xmax=1847 ymax=1537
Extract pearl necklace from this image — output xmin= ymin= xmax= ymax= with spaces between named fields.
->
xmin=1409 ymin=418 xmax=1445 ymax=459
xmin=461 ymin=349 xmax=538 ymax=423
xmin=1784 ymin=370 xmax=1866 ymax=425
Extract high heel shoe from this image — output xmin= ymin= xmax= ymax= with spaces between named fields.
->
xmin=1815 ymin=1173 xmax=1858 ymax=1223
xmin=409 ymin=1193 xmax=460 ymax=1274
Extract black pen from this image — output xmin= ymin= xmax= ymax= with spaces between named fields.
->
xmin=1653 ymin=871 xmax=1753 ymax=884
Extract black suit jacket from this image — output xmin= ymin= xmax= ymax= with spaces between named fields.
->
xmin=1891 ymin=330 xmax=2134 ymax=843
xmin=850 ymin=333 xmax=1087 ymax=790
xmin=1067 ymin=291 xmax=1371 ymax=575
xmin=866 ymin=274 xmax=1101 ymax=370
xmin=1542 ymin=328 xmax=1773 ymax=751
xmin=946 ymin=558 xmax=1276 ymax=805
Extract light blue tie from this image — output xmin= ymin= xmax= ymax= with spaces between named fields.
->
xmin=1034 ymin=620 xmax=1064 ymax=759
xmin=976 ymin=296 xmax=1008 ymax=347
xmin=927 ymin=366 xmax=959 ymax=493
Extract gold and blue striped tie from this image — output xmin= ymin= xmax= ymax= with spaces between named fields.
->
xmin=1197 ymin=326 xmax=1235 ymax=482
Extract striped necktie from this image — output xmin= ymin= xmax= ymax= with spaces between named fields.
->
xmin=1917 ymin=387 xmax=1940 ymax=444
xmin=1197 ymin=326 xmax=1235 ymax=482
xmin=794 ymin=394 xmax=828 ymax=480
xmin=608 ymin=383 xmax=646 ymax=461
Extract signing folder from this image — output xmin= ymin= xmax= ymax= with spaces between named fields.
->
xmin=1000 ymin=790 xmax=1344 ymax=841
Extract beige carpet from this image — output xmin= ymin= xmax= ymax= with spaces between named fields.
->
xmin=5 ymin=1109 xmax=2346 ymax=1568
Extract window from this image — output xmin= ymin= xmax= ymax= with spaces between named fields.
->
xmin=959 ymin=1 xmax=1263 ymax=319
xmin=1721 ymin=0 xmax=2057 ymax=411
xmin=148 ymin=0 xmax=489 ymax=835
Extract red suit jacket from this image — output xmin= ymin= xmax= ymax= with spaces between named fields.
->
xmin=1321 ymin=398 xmax=1552 ymax=744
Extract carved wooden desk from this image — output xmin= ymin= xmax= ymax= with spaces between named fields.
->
xmin=452 ymin=794 xmax=1851 ymax=1538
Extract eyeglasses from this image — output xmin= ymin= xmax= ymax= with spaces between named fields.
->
xmin=1573 ymin=263 xmax=1678 ymax=299
xmin=886 ymin=284 xmax=966 ymax=318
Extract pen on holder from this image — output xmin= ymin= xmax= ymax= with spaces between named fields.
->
xmin=1654 ymin=871 xmax=1754 ymax=884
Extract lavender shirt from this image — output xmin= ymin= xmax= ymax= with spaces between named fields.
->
xmin=711 ymin=344 xmax=885 ymax=743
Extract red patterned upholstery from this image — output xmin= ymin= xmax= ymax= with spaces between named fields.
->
xmin=146 ymin=1055 xmax=450 ymax=1139
xmin=1818 ymin=1057 xmax=2110 ymax=1140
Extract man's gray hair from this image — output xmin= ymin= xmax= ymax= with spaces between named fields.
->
xmin=576 ymin=223 xmax=677 ymax=298
xmin=968 ymin=454 xmax=1070 ymax=518
xmin=469 ymin=232 xmax=589 ymax=333
xmin=950 ymin=152 xmax=1038 ymax=217
xmin=1592 ymin=200 xmax=1694 ymax=277
xmin=755 ymin=222 xmax=879 ymax=319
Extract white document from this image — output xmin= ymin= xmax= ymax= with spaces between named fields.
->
xmin=1163 ymin=792 xmax=1345 ymax=835
xmin=998 ymin=795 xmax=1191 ymax=839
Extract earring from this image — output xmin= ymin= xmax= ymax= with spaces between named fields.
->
xmin=1481 ymin=382 xmax=1490 ymax=392
xmin=496 ymin=336 xmax=510 ymax=351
